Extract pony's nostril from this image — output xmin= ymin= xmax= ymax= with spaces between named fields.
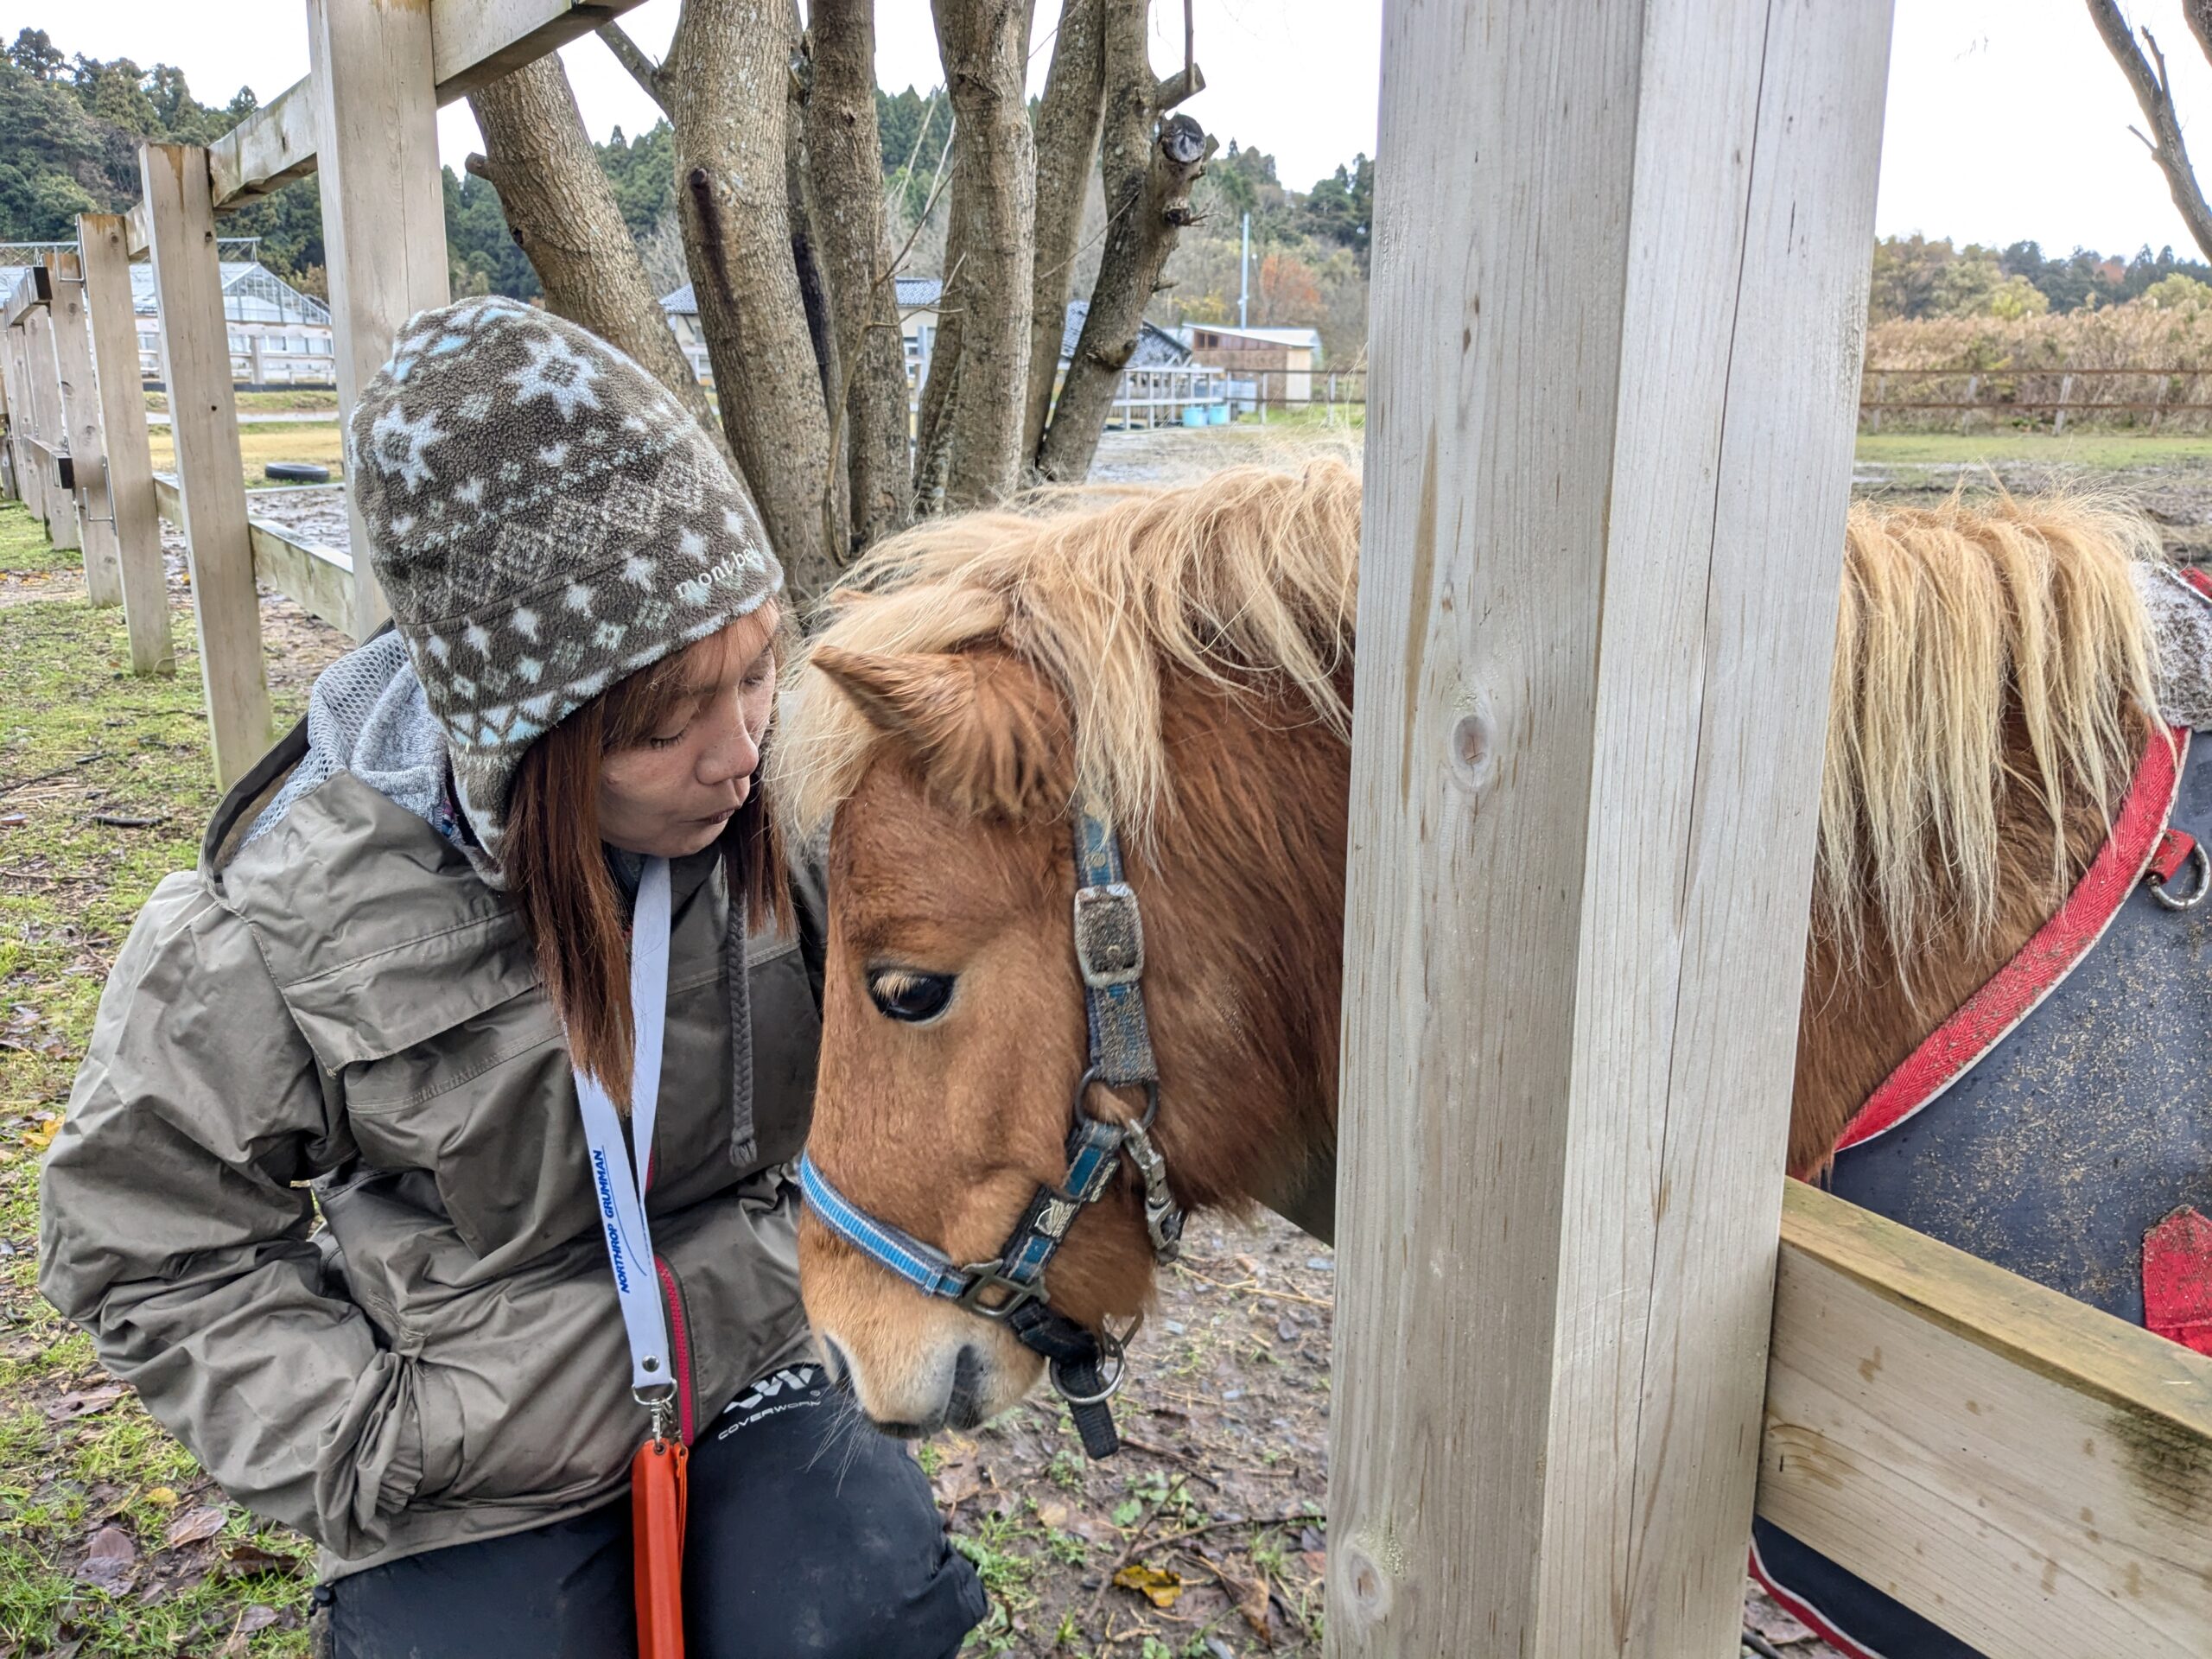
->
xmin=946 ymin=1343 xmax=986 ymax=1430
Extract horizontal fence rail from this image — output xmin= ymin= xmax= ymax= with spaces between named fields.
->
xmin=1860 ymin=364 xmax=2212 ymax=430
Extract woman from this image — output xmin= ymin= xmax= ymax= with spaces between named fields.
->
xmin=38 ymin=298 xmax=984 ymax=1657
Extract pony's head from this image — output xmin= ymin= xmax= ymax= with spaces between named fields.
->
xmin=772 ymin=464 xmax=1359 ymax=1433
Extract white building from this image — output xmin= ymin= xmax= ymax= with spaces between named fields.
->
xmin=0 ymin=240 xmax=335 ymax=386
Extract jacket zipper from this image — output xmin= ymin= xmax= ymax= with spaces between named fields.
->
xmin=653 ymin=1254 xmax=697 ymax=1446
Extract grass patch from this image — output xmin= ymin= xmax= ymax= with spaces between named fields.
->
xmin=0 ymin=499 xmax=82 ymax=579
xmin=1854 ymin=429 xmax=2212 ymax=468
xmin=148 ymin=422 xmax=344 ymax=492
xmin=145 ymin=389 xmax=338 ymax=415
xmin=0 ymin=541 xmax=317 ymax=1655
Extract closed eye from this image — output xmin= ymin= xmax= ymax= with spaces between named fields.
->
xmin=867 ymin=969 xmax=956 ymax=1025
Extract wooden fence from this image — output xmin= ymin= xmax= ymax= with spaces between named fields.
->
xmin=0 ymin=5 xmax=2206 ymax=1656
xmin=1862 ymin=365 xmax=2212 ymax=431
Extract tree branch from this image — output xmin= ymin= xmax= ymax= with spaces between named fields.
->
xmin=596 ymin=22 xmax=668 ymax=111
xmin=2186 ymin=0 xmax=2212 ymax=67
xmin=2087 ymin=0 xmax=2212 ymax=263
xmin=1154 ymin=61 xmax=1204 ymax=109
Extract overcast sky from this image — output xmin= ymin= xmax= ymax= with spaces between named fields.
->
xmin=11 ymin=1 xmax=2212 ymax=259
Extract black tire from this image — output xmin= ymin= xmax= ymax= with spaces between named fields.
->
xmin=264 ymin=461 xmax=332 ymax=484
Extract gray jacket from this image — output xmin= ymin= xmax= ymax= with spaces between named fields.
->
xmin=38 ymin=723 xmax=823 ymax=1576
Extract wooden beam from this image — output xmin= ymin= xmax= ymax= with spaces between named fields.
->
xmin=23 ymin=309 xmax=79 ymax=553
xmin=307 ymin=0 xmax=453 ymax=637
xmin=2 ymin=264 xmax=49 ymax=331
xmin=1760 ymin=1183 xmax=2212 ymax=1658
xmin=78 ymin=212 xmax=175 ymax=677
xmin=124 ymin=1 xmax=649 ymax=254
xmin=1325 ymin=3 xmax=1893 ymax=1655
xmin=207 ymin=77 xmax=319 ymax=207
xmin=141 ymin=143 xmax=273 ymax=791
xmin=152 ymin=472 xmax=357 ymax=638
xmin=429 ymin=0 xmax=645 ymax=101
xmin=42 ymin=252 xmax=124 ymax=607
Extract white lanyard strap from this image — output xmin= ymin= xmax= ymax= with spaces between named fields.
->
xmin=571 ymin=856 xmax=675 ymax=1395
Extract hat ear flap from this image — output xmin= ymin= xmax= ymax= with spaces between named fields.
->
xmin=810 ymin=646 xmax=1071 ymax=820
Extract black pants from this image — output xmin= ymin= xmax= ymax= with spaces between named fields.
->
xmin=319 ymin=1363 xmax=986 ymax=1658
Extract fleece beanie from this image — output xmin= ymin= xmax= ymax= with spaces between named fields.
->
xmin=347 ymin=295 xmax=782 ymax=863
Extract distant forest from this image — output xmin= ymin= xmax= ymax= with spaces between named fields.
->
xmin=3 ymin=27 xmax=2191 ymax=369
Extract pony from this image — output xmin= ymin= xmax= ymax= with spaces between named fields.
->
xmin=769 ymin=460 xmax=2170 ymax=1446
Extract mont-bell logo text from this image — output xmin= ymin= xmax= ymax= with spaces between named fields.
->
xmin=591 ymin=1147 xmax=632 ymax=1294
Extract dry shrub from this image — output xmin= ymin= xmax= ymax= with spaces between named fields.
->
xmin=1864 ymin=293 xmax=2212 ymax=432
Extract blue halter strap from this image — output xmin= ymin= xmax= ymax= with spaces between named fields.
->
xmin=798 ymin=797 xmax=1185 ymax=1459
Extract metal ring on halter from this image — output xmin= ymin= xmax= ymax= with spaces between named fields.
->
xmin=2151 ymin=842 xmax=2211 ymax=911
xmin=1050 ymin=1327 xmax=1129 ymax=1408
xmin=1071 ymin=1065 xmax=1161 ymax=1132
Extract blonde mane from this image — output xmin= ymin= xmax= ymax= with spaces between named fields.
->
xmin=774 ymin=461 xmax=1362 ymax=843
xmin=775 ymin=467 xmax=2162 ymax=962
xmin=1821 ymin=493 xmax=2160 ymax=959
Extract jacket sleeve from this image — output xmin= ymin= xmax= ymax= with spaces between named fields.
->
xmin=38 ymin=873 xmax=453 ymax=1559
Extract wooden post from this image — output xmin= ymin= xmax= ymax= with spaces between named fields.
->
xmin=79 ymin=212 xmax=175 ymax=677
xmin=248 ymin=333 xmax=269 ymax=388
xmin=142 ymin=143 xmax=273 ymax=789
xmin=0 ymin=322 xmax=12 ymax=502
xmin=1326 ymin=3 xmax=1893 ymax=1656
xmin=0 ymin=326 xmax=30 ymax=513
xmin=44 ymin=252 xmax=124 ymax=607
xmin=2054 ymin=371 xmax=2076 ymax=435
xmin=307 ymin=0 xmax=452 ymax=639
xmin=25 ymin=309 xmax=81 ymax=552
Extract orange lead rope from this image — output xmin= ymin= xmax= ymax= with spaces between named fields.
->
xmin=632 ymin=1425 xmax=690 ymax=1658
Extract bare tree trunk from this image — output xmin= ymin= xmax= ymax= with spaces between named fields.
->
xmin=1035 ymin=0 xmax=1209 ymax=484
xmin=810 ymin=0 xmax=912 ymax=556
xmin=785 ymin=14 xmax=840 ymax=419
xmin=2088 ymin=0 xmax=2212 ymax=264
xmin=661 ymin=0 xmax=837 ymax=602
xmin=930 ymin=0 xmax=1037 ymax=509
xmin=465 ymin=56 xmax=731 ymax=462
xmin=912 ymin=178 xmax=968 ymax=512
xmin=1021 ymin=0 xmax=1109 ymax=465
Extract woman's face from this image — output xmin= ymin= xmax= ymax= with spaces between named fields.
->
xmin=597 ymin=603 xmax=780 ymax=858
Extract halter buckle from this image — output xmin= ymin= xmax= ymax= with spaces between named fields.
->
xmin=1072 ymin=882 xmax=1145 ymax=988
xmin=953 ymin=1260 xmax=1048 ymax=1320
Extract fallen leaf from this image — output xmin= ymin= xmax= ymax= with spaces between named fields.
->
xmin=45 ymin=1385 xmax=126 ymax=1422
xmin=1236 ymin=1574 xmax=1274 ymax=1643
xmin=929 ymin=1438 xmax=982 ymax=1509
xmin=1034 ymin=1498 xmax=1071 ymax=1530
xmin=143 ymin=1487 xmax=178 ymax=1509
xmin=215 ymin=1602 xmax=281 ymax=1658
xmin=1113 ymin=1562 xmax=1184 ymax=1609
xmin=75 ymin=1525 xmax=136 ymax=1593
xmin=1299 ymin=1549 xmax=1328 ymax=1580
xmin=1297 ymin=1525 xmax=1326 ymax=1554
xmin=220 ymin=1540 xmax=301 ymax=1580
xmin=18 ymin=1118 xmax=57 ymax=1150
xmin=164 ymin=1505 xmax=227 ymax=1548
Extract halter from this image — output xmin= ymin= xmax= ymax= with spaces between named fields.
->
xmin=798 ymin=797 xmax=1186 ymax=1459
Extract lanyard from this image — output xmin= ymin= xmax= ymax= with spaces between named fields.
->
xmin=570 ymin=855 xmax=675 ymax=1399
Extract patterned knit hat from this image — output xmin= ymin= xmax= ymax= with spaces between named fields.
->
xmin=349 ymin=296 xmax=782 ymax=862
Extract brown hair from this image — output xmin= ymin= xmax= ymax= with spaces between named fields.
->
xmin=503 ymin=625 xmax=792 ymax=1108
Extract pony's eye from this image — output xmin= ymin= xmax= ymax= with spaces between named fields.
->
xmin=867 ymin=969 xmax=955 ymax=1024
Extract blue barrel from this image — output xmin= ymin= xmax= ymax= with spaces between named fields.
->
xmin=1208 ymin=404 xmax=1230 ymax=425
xmin=1181 ymin=405 xmax=1206 ymax=429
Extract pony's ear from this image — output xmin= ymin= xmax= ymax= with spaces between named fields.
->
xmin=811 ymin=646 xmax=1071 ymax=819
